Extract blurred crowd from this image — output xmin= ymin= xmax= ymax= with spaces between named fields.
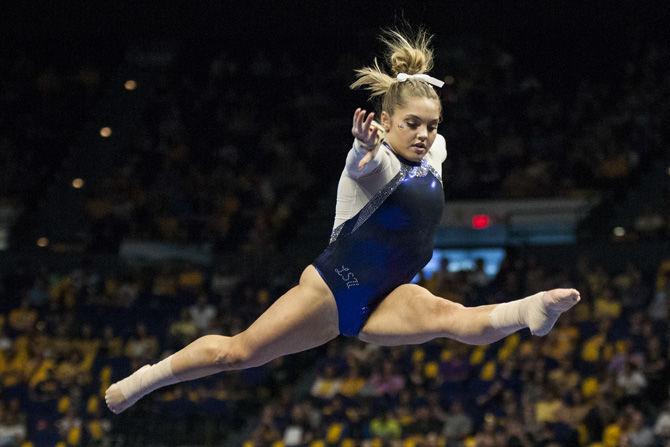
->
xmin=246 ymin=255 xmax=670 ymax=447
xmin=82 ymin=39 xmax=670 ymax=249
xmin=0 ymin=260 xmax=315 ymax=446
xmin=438 ymin=40 xmax=668 ymax=200
xmin=2 ymin=37 xmax=669 ymax=251
xmin=1 ymin=28 xmax=670 ymax=447
xmin=2 ymin=251 xmax=669 ymax=446
xmin=0 ymin=49 xmax=109 ymax=242
xmin=80 ymin=47 xmax=321 ymax=253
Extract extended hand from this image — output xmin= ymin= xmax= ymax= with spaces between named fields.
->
xmin=352 ymin=108 xmax=385 ymax=170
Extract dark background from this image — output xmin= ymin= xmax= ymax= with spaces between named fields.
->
xmin=3 ymin=1 xmax=669 ymax=80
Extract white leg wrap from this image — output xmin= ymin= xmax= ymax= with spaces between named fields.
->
xmin=489 ymin=291 xmax=557 ymax=336
xmin=108 ymin=355 xmax=179 ymax=413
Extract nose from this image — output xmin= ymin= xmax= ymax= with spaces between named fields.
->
xmin=417 ymin=125 xmax=428 ymax=140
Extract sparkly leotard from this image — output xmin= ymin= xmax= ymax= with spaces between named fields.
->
xmin=313 ymin=140 xmax=445 ymax=336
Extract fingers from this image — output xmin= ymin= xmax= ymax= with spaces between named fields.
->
xmin=366 ymin=126 xmax=379 ymax=145
xmin=352 ymin=108 xmax=368 ymax=136
xmin=352 ymin=108 xmax=377 ymax=148
xmin=362 ymin=109 xmax=375 ymax=131
xmin=352 ymin=107 xmax=362 ymax=130
xmin=369 ymin=120 xmax=385 ymax=134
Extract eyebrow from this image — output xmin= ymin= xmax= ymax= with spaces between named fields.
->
xmin=404 ymin=114 xmax=440 ymax=123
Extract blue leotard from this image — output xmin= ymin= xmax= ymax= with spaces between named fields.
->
xmin=313 ymin=145 xmax=444 ymax=336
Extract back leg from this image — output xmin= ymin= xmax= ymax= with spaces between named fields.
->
xmin=106 ymin=265 xmax=340 ymax=414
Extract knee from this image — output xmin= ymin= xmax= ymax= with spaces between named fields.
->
xmin=201 ymin=335 xmax=253 ymax=370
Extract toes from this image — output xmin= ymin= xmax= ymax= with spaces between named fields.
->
xmin=571 ymin=289 xmax=581 ymax=302
xmin=105 ymin=385 xmax=123 ymax=414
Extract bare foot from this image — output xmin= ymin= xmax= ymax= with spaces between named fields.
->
xmin=527 ymin=288 xmax=581 ymax=336
xmin=105 ymin=364 xmax=151 ymax=414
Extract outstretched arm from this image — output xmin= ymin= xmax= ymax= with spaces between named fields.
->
xmin=345 ymin=108 xmax=386 ymax=178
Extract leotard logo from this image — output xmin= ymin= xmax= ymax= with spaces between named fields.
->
xmin=335 ymin=265 xmax=359 ymax=288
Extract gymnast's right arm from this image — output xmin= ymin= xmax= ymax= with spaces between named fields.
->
xmin=346 ymin=108 xmax=385 ymax=179
xmin=345 ymin=139 xmax=385 ymax=179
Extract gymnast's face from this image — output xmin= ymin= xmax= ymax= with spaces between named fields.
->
xmin=381 ymin=96 xmax=441 ymax=163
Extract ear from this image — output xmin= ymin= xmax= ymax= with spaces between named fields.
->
xmin=380 ymin=111 xmax=391 ymax=131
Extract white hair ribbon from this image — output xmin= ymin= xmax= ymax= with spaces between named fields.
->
xmin=396 ymin=72 xmax=445 ymax=88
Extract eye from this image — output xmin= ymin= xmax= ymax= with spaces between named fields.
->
xmin=428 ymin=124 xmax=438 ymax=132
xmin=404 ymin=120 xmax=419 ymax=129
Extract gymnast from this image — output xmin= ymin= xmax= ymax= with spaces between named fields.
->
xmin=105 ymin=29 xmax=580 ymax=414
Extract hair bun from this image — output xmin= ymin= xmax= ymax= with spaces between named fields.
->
xmin=390 ymin=47 xmax=428 ymax=75
xmin=384 ymin=30 xmax=434 ymax=76
xmin=350 ymin=27 xmax=440 ymax=115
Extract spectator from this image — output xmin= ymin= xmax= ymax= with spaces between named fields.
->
xmin=188 ymin=294 xmax=217 ymax=334
xmin=282 ymin=403 xmax=313 ymax=446
xmin=369 ymin=360 xmax=405 ymax=397
xmin=99 ymin=325 xmax=123 ymax=360
xmin=648 ymin=270 xmax=670 ymax=323
xmin=169 ymin=309 xmax=199 ymax=347
xmin=616 ymin=361 xmax=648 ymax=402
xmin=55 ymin=407 xmax=82 ymax=445
xmin=124 ymin=323 xmax=159 ymax=363
xmin=369 ymin=410 xmax=402 ymax=441
xmin=466 ymin=258 xmax=491 ymax=289
xmin=311 ymin=365 xmax=342 ymax=400
xmin=339 ymin=363 xmax=366 ymax=398
xmin=250 ymin=405 xmax=282 ymax=446
xmin=654 ymin=401 xmax=670 ymax=440
xmin=643 ymin=336 xmax=669 ymax=408
xmin=8 ymin=299 xmax=37 ymax=333
xmin=634 ymin=206 xmax=666 ymax=238
xmin=625 ymin=407 xmax=655 ymax=447
xmin=442 ymin=400 xmax=473 ymax=443
xmin=405 ymin=404 xmax=442 ymax=437
xmin=0 ymin=399 xmax=27 ymax=447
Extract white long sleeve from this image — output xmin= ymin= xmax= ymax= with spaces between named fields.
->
xmin=344 ymin=139 xmax=385 ymax=179
xmin=332 ymin=134 xmax=447 ymax=230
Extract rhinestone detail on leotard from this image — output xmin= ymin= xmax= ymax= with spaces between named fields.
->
xmin=329 ymin=155 xmax=443 ymax=243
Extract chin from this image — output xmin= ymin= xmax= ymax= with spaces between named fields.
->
xmin=404 ymin=145 xmax=428 ymax=160
xmin=405 ymin=151 xmax=425 ymax=161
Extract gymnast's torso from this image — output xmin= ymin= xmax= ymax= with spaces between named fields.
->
xmin=313 ymin=135 xmax=447 ymax=336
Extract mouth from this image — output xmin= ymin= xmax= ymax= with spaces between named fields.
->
xmin=410 ymin=144 xmax=426 ymax=154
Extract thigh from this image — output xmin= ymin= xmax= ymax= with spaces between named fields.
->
xmin=236 ymin=265 xmax=340 ymax=367
xmin=358 ymin=283 xmax=464 ymax=346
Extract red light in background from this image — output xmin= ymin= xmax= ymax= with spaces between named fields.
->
xmin=471 ymin=214 xmax=491 ymax=230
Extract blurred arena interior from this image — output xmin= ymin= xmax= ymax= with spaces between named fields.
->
xmin=1 ymin=1 xmax=670 ymax=446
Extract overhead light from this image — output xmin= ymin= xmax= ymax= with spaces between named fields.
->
xmin=100 ymin=127 xmax=112 ymax=138
xmin=36 ymin=237 xmax=49 ymax=248
xmin=124 ymin=80 xmax=138 ymax=91
xmin=613 ymin=227 xmax=626 ymax=237
xmin=72 ymin=178 xmax=85 ymax=189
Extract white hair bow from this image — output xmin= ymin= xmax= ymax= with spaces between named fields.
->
xmin=396 ymin=73 xmax=445 ymax=88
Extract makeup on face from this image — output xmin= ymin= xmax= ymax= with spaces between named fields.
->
xmin=384 ymin=97 xmax=441 ymax=162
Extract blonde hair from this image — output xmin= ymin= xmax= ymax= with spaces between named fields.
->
xmin=350 ymin=29 xmax=441 ymax=116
